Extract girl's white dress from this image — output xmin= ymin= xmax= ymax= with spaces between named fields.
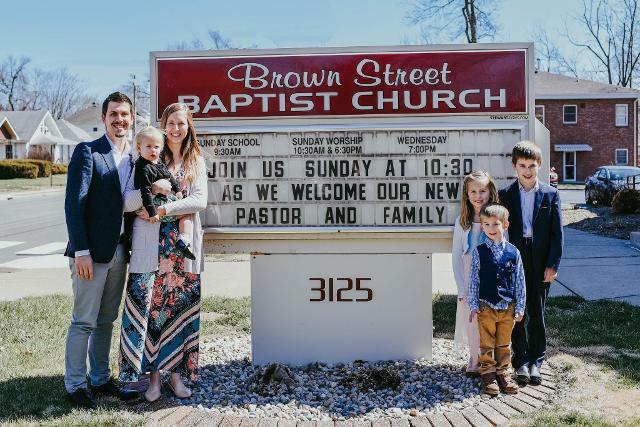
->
xmin=452 ymin=217 xmax=484 ymax=372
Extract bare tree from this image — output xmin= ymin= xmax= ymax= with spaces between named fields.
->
xmin=533 ymin=27 xmax=580 ymax=77
xmin=169 ymin=28 xmax=254 ymax=51
xmin=37 ymin=68 xmax=88 ymax=119
xmin=406 ymin=0 xmax=500 ymax=43
xmin=207 ymin=30 xmax=235 ymax=49
xmin=168 ymin=37 xmax=206 ymax=51
xmin=0 ymin=56 xmax=32 ymax=110
xmin=565 ymin=0 xmax=640 ymax=87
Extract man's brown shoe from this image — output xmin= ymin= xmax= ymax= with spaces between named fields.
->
xmin=496 ymin=372 xmax=519 ymax=394
xmin=481 ymin=373 xmax=500 ymax=396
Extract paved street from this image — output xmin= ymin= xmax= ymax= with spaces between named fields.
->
xmin=558 ymin=188 xmax=585 ymax=205
xmin=0 ymin=189 xmax=251 ymax=300
xmin=0 ymin=191 xmax=67 ymax=269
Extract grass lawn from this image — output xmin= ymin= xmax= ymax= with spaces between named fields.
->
xmin=1 ymin=294 xmax=639 ymax=425
xmin=0 ymin=174 xmax=67 ymax=192
xmin=0 ymin=295 xmax=248 ymax=426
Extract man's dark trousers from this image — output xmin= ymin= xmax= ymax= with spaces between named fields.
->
xmin=511 ymin=241 xmax=549 ymax=370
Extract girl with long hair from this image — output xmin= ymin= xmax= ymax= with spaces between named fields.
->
xmin=451 ymin=170 xmax=499 ymax=374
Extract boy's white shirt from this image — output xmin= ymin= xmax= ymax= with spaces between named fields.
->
xmin=518 ymin=178 xmax=539 ymax=238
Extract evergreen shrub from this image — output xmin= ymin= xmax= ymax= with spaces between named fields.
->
xmin=611 ymin=188 xmax=640 ymax=214
xmin=0 ymin=161 xmax=39 ymax=179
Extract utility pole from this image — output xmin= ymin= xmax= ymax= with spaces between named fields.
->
xmin=50 ymin=144 xmax=54 ymax=187
xmin=131 ymin=74 xmax=137 ymax=136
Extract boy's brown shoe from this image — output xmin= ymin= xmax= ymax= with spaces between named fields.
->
xmin=481 ymin=373 xmax=500 ymax=396
xmin=496 ymin=372 xmax=519 ymax=394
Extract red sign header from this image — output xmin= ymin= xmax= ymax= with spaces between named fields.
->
xmin=155 ymin=49 xmax=527 ymax=120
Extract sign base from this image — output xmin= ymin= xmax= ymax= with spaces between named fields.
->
xmin=250 ymin=253 xmax=432 ymax=366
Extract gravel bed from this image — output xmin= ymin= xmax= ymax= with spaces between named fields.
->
xmin=177 ymin=336 xmax=496 ymax=420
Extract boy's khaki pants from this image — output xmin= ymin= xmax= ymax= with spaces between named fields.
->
xmin=477 ymin=303 xmax=515 ymax=375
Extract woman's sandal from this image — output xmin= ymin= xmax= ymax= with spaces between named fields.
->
xmin=166 ymin=380 xmax=192 ymax=399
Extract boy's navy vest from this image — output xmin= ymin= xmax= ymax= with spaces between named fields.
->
xmin=477 ymin=241 xmax=518 ymax=305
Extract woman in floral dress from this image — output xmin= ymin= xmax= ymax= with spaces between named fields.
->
xmin=120 ymin=103 xmax=207 ymax=402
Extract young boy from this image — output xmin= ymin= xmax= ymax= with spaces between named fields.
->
xmin=469 ymin=204 xmax=525 ymax=395
xmin=499 ymin=141 xmax=563 ymax=385
xmin=123 ymin=126 xmax=195 ymax=260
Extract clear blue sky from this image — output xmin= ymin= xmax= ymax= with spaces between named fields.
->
xmin=2 ymin=0 xmax=583 ymax=100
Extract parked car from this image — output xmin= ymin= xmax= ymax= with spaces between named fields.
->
xmin=549 ymin=167 xmax=558 ymax=188
xmin=584 ymin=166 xmax=640 ymax=205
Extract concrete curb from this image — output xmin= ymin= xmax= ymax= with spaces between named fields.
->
xmin=0 ymin=187 xmax=65 ymax=200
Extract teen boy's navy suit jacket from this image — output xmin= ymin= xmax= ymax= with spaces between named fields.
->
xmin=499 ymin=180 xmax=563 ymax=284
xmin=64 ymin=136 xmax=124 ymax=263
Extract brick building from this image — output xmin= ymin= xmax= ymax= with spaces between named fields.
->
xmin=534 ymin=71 xmax=639 ymax=182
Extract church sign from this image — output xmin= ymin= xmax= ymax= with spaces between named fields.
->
xmin=151 ymin=45 xmax=537 ymax=365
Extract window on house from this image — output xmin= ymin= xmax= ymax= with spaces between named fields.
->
xmin=535 ymin=105 xmax=545 ymax=124
xmin=615 ymin=149 xmax=628 ymax=165
xmin=563 ymin=105 xmax=577 ymax=124
xmin=5 ymin=144 xmax=12 ymax=160
xmin=615 ymin=104 xmax=628 ymax=126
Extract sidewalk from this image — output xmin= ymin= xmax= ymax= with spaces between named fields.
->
xmin=551 ymin=227 xmax=640 ymax=305
xmin=0 ymin=259 xmax=251 ymax=301
xmin=1 ymin=227 xmax=638 ymax=305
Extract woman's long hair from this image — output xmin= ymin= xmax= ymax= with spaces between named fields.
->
xmin=459 ymin=170 xmax=499 ymax=230
xmin=160 ymin=103 xmax=202 ymax=183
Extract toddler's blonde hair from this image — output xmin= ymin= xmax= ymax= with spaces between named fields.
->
xmin=134 ymin=126 xmax=165 ymax=152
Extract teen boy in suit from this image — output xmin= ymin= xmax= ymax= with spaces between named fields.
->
xmin=499 ymin=141 xmax=563 ymax=385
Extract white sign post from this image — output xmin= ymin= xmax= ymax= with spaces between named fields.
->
xmin=251 ymin=254 xmax=431 ymax=365
xmin=150 ymin=43 xmax=542 ymax=365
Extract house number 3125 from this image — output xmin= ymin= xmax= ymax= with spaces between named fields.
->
xmin=309 ymin=277 xmax=373 ymax=302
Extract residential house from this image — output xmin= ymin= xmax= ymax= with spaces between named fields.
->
xmin=67 ymin=102 xmax=150 ymax=140
xmin=0 ymin=111 xmax=88 ymax=163
xmin=66 ymin=102 xmax=103 ymax=139
xmin=534 ymin=71 xmax=640 ymax=182
xmin=0 ymin=115 xmax=22 ymax=159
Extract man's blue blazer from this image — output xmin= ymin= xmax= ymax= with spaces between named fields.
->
xmin=499 ymin=180 xmax=563 ymax=285
xmin=64 ymin=135 xmax=124 ymax=264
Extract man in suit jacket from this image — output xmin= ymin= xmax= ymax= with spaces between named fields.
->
xmin=64 ymin=92 xmax=139 ymax=408
xmin=499 ymin=141 xmax=563 ymax=386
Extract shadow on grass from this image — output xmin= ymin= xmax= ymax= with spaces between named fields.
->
xmin=0 ymin=374 xmax=70 ymax=421
xmin=0 ymin=374 xmax=181 ymax=425
xmin=432 ymin=293 xmax=457 ymax=339
xmin=546 ymin=296 xmax=640 ymax=386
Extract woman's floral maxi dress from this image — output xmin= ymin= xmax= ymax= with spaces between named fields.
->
xmin=119 ymin=216 xmax=200 ymax=382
